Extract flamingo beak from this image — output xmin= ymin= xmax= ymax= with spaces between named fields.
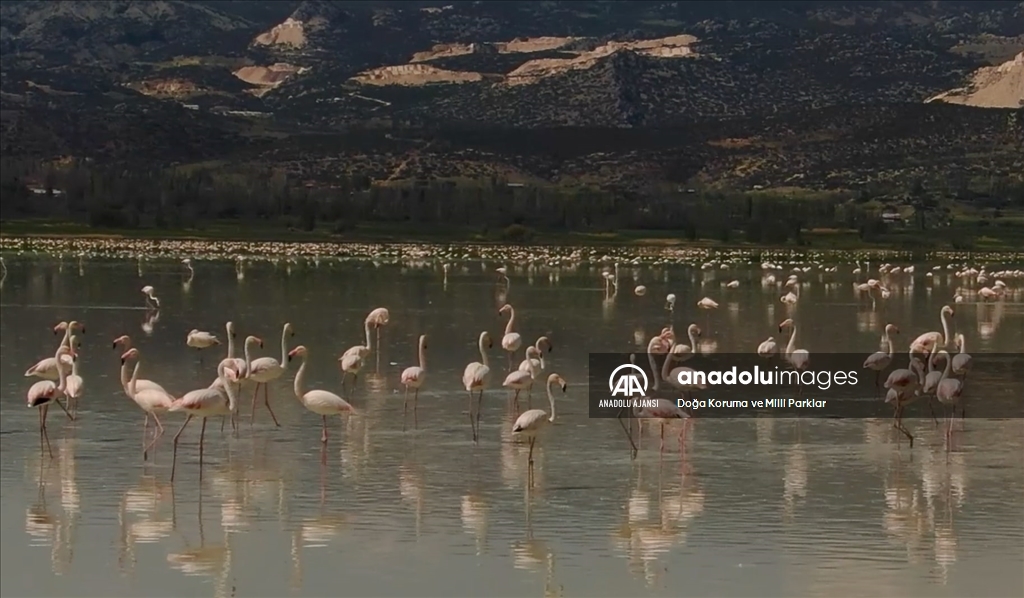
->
xmin=561 ymin=383 xmax=567 ymax=393
xmin=258 ymin=339 xmax=264 ymax=348
xmin=778 ymin=325 xmax=783 ymax=333
xmin=111 ymin=341 xmax=117 ymax=349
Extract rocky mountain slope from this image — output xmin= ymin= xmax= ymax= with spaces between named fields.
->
xmin=1 ymin=0 xmax=1022 ymax=194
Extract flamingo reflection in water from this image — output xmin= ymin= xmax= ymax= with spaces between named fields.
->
xmin=514 ymin=485 xmax=563 ymax=597
xmin=117 ymin=474 xmax=175 ymax=575
xmin=166 ymin=496 xmax=235 ymax=598
xmin=24 ymin=437 xmax=81 ymax=576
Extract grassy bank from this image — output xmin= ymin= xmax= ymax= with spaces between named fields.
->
xmin=2 ymin=219 xmax=1023 ymax=252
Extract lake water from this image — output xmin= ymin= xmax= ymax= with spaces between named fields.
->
xmin=1 ymin=252 xmax=1022 ymax=597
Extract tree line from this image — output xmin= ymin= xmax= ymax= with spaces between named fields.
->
xmin=1 ymin=158 xmax=1020 ymax=245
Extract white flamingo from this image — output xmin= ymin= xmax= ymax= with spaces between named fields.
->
xmin=863 ymin=323 xmax=899 ymax=393
xmin=365 ymin=307 xmax=390 ymax=357
xmin=511 ymin=373 xmax=567 ymax=488
xmin=64 ymin=335 xmax=85 ymax=417
xmin=671 ymin=324 xmax=701 ymax=362
xmin=288 ymin=345 xmax=355 ymax=452
xmin=757 ymin=336 xmax=778 ymax=358
xmin=499 ymin=304 xmax=523 ymax=371
xmin=463 ymin=331 xmax=493 ymax=442
xmin=935 ymin=350 xmax=964 ymax=443
xmin=504 ymin=348 xmax=539 ymax=411
xmin=186 ymin=329 xmax=220 ymax=363
xmin=118 ymin=347 xmax=175 ymax=461
xmin=141 ymin=285 xmax=160 ymax=309
xmin=518 ymin=336 xmax=553 ymax=375
xmin=400 ymin=334 xmax=428 ymax=429
xmin=168 ymin=360 xmax=239 ymax=482
xmin=340 ymin=318 xmax=374 ymax=396
xmin=910 ymin=305 xmax=954 ymax=356
xmin=951 ymin=333 xmax=972 ymax=381
xmin=247 ymin=323 xmax=294 ymax=427
xmin=26 ymin=345 xmax=76 ymax=458
xmin=25 ymin=320 xmax=83 ymax=379
xmin=778 ymin=319 xmax=810 ymax=373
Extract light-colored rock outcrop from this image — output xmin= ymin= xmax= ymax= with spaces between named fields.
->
xmin=131 ymin=78 xmax=199 ymax=98
xmin=253 ymin=17 xmax=306 ymax=48
xmin=353 ymin=64 xmax=483 ymax=86
xmin=234 ymin=63 xmax=304 ymax=87
xmin=927 ymin=52 xmax=1023 ymax=108
xmin=506 ymin=35 xmax=697 ymax=85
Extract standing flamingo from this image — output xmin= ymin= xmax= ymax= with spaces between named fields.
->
xmin=288 ymin=345 xmax=355 ymax=454
xmin=863 ymin=323 xmax=899 ymax=395
xmin=247 ymin=322 xmax=294 ymax=427
xmin=671 ymin=324 xmax=701 ymax=362
xmin=64 ymin=335 xmax=85 ymax=417
xmin=120 ymin=347 xmax=176 ymax=460
xmin=504 ymin=347 xmax=539 ymax=412
xmin=141 ymin=285 xmax=160 ymax=309
xmin=25 ymin=320 xmax=83 ymax=379
xmin=511 ymin=373 xmax=567 ymax=488
xmin=757 ymin=336 xmax=778 ymax=358
xmin=186 ymin=329 xmax=220 ymax=364
xmin=26 ymin=346 xmax=76 ymax=458
xmin=518 ymin=336 xmax=553 ymax=375
xmin=935 ymin=350 xmax=964 ymax=444
xmin=400 ymin=334 xmax=428 ymax=430
xmin=365 ymin=307 xmax=390 ymax=363
xmin=910 ymin=305 xmax=954 ymax=356
xmin=168 ymin=360 xmax=240 ymax=482
xmin=778 ymin=318 xmax=810 ymax=372
xmin=499 ymin=304 xmax=522 ymax=371
xmin=463 ymin=331 xmax=493 ymax=442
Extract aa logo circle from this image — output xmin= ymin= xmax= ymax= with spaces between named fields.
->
xmin=609 ymin=363 xmax=649 ymax=397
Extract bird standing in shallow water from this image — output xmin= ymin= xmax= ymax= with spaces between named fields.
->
xmin=26 ymin=345 xmax=76 ymax=458
xmin=289 ymin=345 xmax=355 ymax=461
xmin=400 ymin=334 xmax=428 ymax=430
xmin=141 ymin=285 xmax=160 ymax=309
xmin=512 ymin=373 xmax=567 ymax=488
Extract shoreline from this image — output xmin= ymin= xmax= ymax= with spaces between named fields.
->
xmin=2 ymin=219 xmax=1023 ymax=256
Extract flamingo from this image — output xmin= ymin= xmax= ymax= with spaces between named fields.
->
xmin=247 ymin=323 xmax=294 ymax=427
xmin=288 ymin=345 xmax=355 ymax=452
xmin=778 ymin=319 xmax=809 ymax=371
xmin=496 ymin=266 xmax=510 ymax=287
xmin=696 ymin=297 xmax=718 ymax=329
xmin=504 ymin=347 xmax=539 ymax=412
xmin=910 ymin=305 xmax=954 ymax=356
xmin=671 ymin=324 xmax=701 ymax=362
xmin=400 ymin=334 xmax=428 ymax=429
xmin=119 ymin=347 xmax=176 ymax=460
xmin=885 ymin=358 xmax=925 ymax=447
xmin=499 ymin=304 xmax=522 ymax=371
xmin=922 ymin=345 xmax=944 ymax=396
xmin=365 ymin=307 xmax=390 ymax=357
xmin=463 ymin=331 xmax=493 ymax=442
xmin=665 ymin=293 xmax=676 ymax=312
xmin=649 ymin=327 xmax=675 ymax=354
xmin=935 ymin=350 xmax=964 ymax=443
xmin=511 ymin=373 xmax=567 ymax=488
xmin=340 ymin=317 xmax=374 ymax=396
xmin=661 ymin=343 xmax=707 ymax=404
xmin=26 ymin=345 xmax=76 ymax=458
xmin=186 ymin=329 xmax=220 ymax=363
xmin=884 ymin=352 xmax=922 ymax=398
xmin=634 ymin=285 xmax=647 ymax=296
xmin=757 ymin=336 xmax=778 ymax=359
xmin=168 ymin=360 xmax=240 ymax=482
xmin=951 ymin=333 xmax=972 ymax=380
xmin=518 ymin=336 xmax=553 ymax=375
xmin=863 ymin=323 xmax=900 ymax=394
xmin=112 ymin=336 xmax=168 ymax=394
xmin=64 ymin=335 xmax=85 ymax=417
xmin=25 ymin=320 xmax=83 ymax=379
xmin=141 ymin=285 xmax=160 ymax=309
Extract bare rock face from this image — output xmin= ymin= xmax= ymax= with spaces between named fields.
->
xmin=928 ymin=52 xmax=1024 ymax=109
xmin=130 ymin=78 xmax=200 ymax=98
xmin=253 ymin=17 xmax=306 ymax=48
xmin=234 ymin=63 xmax=304 ymax=86
xmin=353 ymin=64 xmax=483 ymax=86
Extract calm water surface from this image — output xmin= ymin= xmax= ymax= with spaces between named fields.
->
xmin=1 ymin=255 xmax=1022 ymax=598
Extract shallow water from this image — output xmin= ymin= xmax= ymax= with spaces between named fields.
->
xmin=1 ymin=255 xmax=1022 ymax=598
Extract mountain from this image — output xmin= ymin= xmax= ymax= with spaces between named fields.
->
xmin=1 ymin=0 xmax=1022 ymax=198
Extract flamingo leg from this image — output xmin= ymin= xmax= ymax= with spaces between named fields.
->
xmin=321 ymin=415 xmax=328 ymax=444
xmin=928 ymin=397 xmax=939 ymax=426
xmin=512 ymin=389 xmax=520 ymax=413
xmin=198 ymin=417 xmax=207 ymax=482
xmin=403 ymin=386 xmax=410 ymax=432
xmin=660 ymin=422 xmax=666 ymax=454
xmin=616 ymin=407 xmax=638 ymax=459
xmin=475 ymin=390 xmax=483 ymax=437
xmin=220 ymin=415 xmax=226 ymax=433
xmin=142 ymin=414 xmax=150 ymax=461
xmin=250 ymin=383 xmax=261 ymax=424
xmin=152 ymin=412 xmax=165 ymax=433
xmin=527 ymin=436 xmax=536 ymax=488
xmin=143 ymin=425 xmax=163 ymax=460
xmin=263 ymin=383 xmax=281 ymax=427
xmin=413 ymin=388 xmax=419 ymax=430
xmin=467 ymin=390 xmax=477 ymax=442
xmin=40 ymin=405 xmax=53 ymax=459
xmin=170 ymin=415 xmax=193 ymax=482
xmin=55 ymin=397 xmax=74 ymax=421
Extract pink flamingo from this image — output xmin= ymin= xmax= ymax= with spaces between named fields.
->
xmin=400 ymin=335 xmax=427 ymax=430
xmin=503 ymin=346 xmax=540 ymax=411
xmin=168 ymin=359 xmax=239 ymax=482
xmin=462 ymin=331 xmax=493 ymax=442
xmin=25 ymin=320 xmax=83 ymax=380
xmin=288 ymin=345 xmax=355 ymax=456
xmin=26 ymin=345 xmax=76 ymax=458
xmin=119 ymin=347 xmax=176 ymax=460
xmin=511 ymin=373 xmax=568 ymax=488
xmin=247 ymin=323 xmax=294 ymax=427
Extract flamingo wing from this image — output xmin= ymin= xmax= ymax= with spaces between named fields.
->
xmin=401 ymin=366 xmax=424 ymax=385
xmin=512 ymin=408 xmax=549 ymax=433
xmin=340 ymin=353 xmax=364 ymax=372
xmin=249 ymin=357 xmax=282 ymax=380
xmin=302 ymin=390 xmax=353 ymax=414
xmin=27 ymin=381 xmax=58 ymax=407
xmin=503 ymin=370 xmax=532 ymax=388
xmin=134 ymin=388 xmax=176 ymax=412
xmin=65 ymin=375 xmax=84 ymax=398
xmin=502 ymin=333 xmax=522 ymax=351
xmin=863 ymin=351 xmax=889 ymax=369
xmin=463 ymin=362 xmax=489 ymax=390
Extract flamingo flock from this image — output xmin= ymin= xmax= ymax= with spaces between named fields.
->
xmin=14 ymin=254 xmax=1017 ymax=488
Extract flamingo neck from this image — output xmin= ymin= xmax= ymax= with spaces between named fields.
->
xmin=71 ymin=355 xmax=80 ymax=377
xmin=128 ymin=361 xmax=141 ymax=397
xmin=688 ymin=327 xmax=698 ymax=351
xmin=478 ymin=335 xmax=489 ymax=369
xmin=56 ymin=351 xmax=69 ymax=392
xmin=226 ymin=326 xmax=236 ymax=359
xmin=941 ymin=352 xmax=952 ymax=381
xmin=418 ymin=338 xmax=427 ymax=371
xmin=293 ymin=356 xmax=307 ymax=400
xmin=59 ymin=326 xmax=72 ymax=350
xmin=957 ymin=335 xmax=966 ymax=354
xmin=546 ymin=379 xmax=557 ymax=423
xmin=244 ymin=339 xmax=254 ymax=371
xmin=785 ymin=325 xmax=797 ymax=356
xmin=504 ymin=307 xmax=516 ymax=336
xmin=219 ymin=364 xmax=238 ymax=412
xmin=280 ymin=326 xmax=291 ymax=368
xmin=648 ymin=351 xmax=662 ymax=390
xmin=940 ymin=309 xmax=951 ymax=345
xmin=660 ymin=345 xmax=674 ymax=382
xmin=884 ymin=329 xmax=894 ymax=358
xmin=364 ymin=321 xmax=373 ymax=352
xmin=120 ymin=360 xmax=131 ymax=392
